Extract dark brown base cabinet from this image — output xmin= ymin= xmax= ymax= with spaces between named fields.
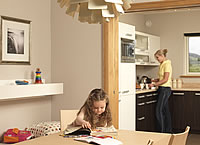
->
xmin=169 ymin=91 xmax=200 ymax=134
xmin=136 ymin=91 xmax=157 ymax=132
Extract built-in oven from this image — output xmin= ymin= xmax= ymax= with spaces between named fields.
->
xmin=121 ymin=38 xmax=135 ymax=63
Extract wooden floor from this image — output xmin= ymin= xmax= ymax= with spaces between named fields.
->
xmin=186 ymin=134 xmax=200 ymax=145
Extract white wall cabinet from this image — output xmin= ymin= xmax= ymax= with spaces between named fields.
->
xmin=135 ymin=31 xmax=160 ymax=66
xmin=149 ymin=34 xmax=160 ymax=65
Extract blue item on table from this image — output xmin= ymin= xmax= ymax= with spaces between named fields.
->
xmin=15 ymin=80 xmax=29 ymax=85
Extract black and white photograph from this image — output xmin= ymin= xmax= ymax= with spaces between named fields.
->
xmin=7 ymin=28 xmax=24 ymax=54
xmin=0 ymin=16 xmax=31 ymax=64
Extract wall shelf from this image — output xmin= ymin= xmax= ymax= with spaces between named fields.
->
xmin=0 ymin=83 xmax=63 ymax=101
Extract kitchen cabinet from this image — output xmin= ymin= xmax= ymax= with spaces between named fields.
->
xmin=136 ymin=91 xmax=157 ymax=132
xmin=118 ymin=22 xmax=136 ymax=131
xmin=149 ymin=34 xmax=160 ymax=65
xmin=169 ymin=91 xmax=200 ymax=133
xmin=119 ymin=63 xmax=135 ymax=95
xmin=119 ymin=93 xmax=135 ymax=130
xmin=135 ymin=31 xmax=160 ymax=66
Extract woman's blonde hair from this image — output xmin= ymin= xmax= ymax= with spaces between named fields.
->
xmin=154 ymin=49 xmax=168 ymax=57
xmin=78 ymin=88 xmax=112 ymax=128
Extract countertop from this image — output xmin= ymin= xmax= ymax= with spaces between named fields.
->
xmin=136 ymin=83 xmax=200 ymax=94
xmin=136 ymin=89 xmax=156 ymax=94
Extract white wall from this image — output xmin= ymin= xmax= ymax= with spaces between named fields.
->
xmin=0 ymin=0 xmax=52 ymax=140
xmin=120 ymin=10 xmax=200 ymax=83
xmin=51 ymin=0 xmax=102 ymax=121
xmin=144 ymin=10 xmax=200 ymax=82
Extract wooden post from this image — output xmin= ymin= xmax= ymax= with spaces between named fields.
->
xmin=103 ymin=17 xmax=119 ymax=128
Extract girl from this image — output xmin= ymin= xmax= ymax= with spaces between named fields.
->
xmin=73 ymin=88 xmax=112 ymax=129
xmin=149 ymin=49 xmax=172 ymax=133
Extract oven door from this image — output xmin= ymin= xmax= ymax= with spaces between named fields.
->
xmin=121 ymin=41 xmax=135 ymax=63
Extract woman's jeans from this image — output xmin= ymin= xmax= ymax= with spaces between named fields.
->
xmin=156 ymin=86 xmax=172 ymax=133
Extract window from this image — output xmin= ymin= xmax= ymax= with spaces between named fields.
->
xmin=185 ymin=33 xmax=200 ymax=75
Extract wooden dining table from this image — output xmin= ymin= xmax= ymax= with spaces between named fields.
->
xmin=15 ymin=130 xmax=172 ymax=145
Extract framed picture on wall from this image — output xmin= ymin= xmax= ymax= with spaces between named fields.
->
xmin=0 ymin=16 xmax=31 ymax=65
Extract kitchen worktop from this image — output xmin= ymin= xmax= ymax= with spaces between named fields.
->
xmin=136 ymin=83 xmax=200 ymax=94
xmin=136 ymin=89 xmax=156 ymax=94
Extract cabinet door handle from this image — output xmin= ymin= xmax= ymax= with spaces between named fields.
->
xmin=195 ymin=93 xmax=200 ymax=96
xmin=146 ymin=100 xmax=157 ymax=104
xmin=146 ymin=94 xmax=153 ymax=97
xmin=137 ymin=95 xmax=145 ymax=99
xmin=173 ymin=92 xmax=184 ymax=95
xmin=137 ymin=117 xmax=145 ymax=121
xmin=122 ymin=90 xmax=129 ymax=94
xmin=137 ymin=102 xmax=145 ymax=106
xmin=125 ymin=33 xmax=132 ymax=37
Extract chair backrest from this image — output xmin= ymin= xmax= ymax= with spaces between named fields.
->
xmin=60 ymin=110 xmax=79 ymax=131
xmin=168 ymin=126 xmax=190 ymax=145
xmin=147 ymin=139 xmax=154 ymax=145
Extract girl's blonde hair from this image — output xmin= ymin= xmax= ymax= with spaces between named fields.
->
xmin=154 ymin=49 xmax=168 ymax=57
xmin=78 ymin=88 xmax=112 ymax=128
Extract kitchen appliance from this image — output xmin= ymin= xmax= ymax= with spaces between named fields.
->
xmin=118 ymin=22 xmax=136 ymax=131
xmin=119 ymin=22 xmax=135 ymax=63
xmin=121 ymin=39 xmax=135 ymax=63
xmin=140 ymin=76 xmax=152 ymax=84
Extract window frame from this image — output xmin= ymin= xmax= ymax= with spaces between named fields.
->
xmin=185 ymin=33 xmax=200 ymax=75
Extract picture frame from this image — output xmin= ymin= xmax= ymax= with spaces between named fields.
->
xmin=0 ymin=16 xmax=31 ymax=65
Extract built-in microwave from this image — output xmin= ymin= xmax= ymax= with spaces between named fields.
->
xmin=121 ymin=38 xmax=135 ymax=63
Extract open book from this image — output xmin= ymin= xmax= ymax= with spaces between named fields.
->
xmin=64 ymin=126 xmax=91 ymax=136
xmin=74 ymin=136 xmax=122 ymax=145
xmin=63 ymin=125 xmax=117 ymax=137
xmin=91 ymin=125 xmax=117 ymax=136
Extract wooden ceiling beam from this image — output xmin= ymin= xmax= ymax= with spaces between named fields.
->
xmin=126 ymin=0 xmax=200 ymax=13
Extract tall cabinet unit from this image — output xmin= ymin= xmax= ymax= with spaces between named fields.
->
xmin=118 ymin=22 xmax=136 ymax=130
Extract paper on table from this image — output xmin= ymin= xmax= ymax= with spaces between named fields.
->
xmin=92 ymin=125 xmax=117 ymax=133
xmin=74 ymin=136 xmax=122 ymax=145
xmin=91 ymin=125 xmax=118 ymax=137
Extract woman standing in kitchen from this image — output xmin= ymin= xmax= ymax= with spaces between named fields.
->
xmin=149 ymin=49 xmax=172 ymax=133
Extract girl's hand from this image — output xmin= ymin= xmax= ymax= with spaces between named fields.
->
xmin=82 ymin=121 xmax=91 ymax=129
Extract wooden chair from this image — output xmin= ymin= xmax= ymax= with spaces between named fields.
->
xmin=168 ymin=126 xmax=190 ymax=145
xmin=147 ymin=139 xmax=154 ymax=145
xmin=60 ymin=110 xmax=79 ymax=131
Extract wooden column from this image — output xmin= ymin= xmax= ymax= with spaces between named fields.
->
xmin=103 ymin=18 xmax=119 ymax=128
